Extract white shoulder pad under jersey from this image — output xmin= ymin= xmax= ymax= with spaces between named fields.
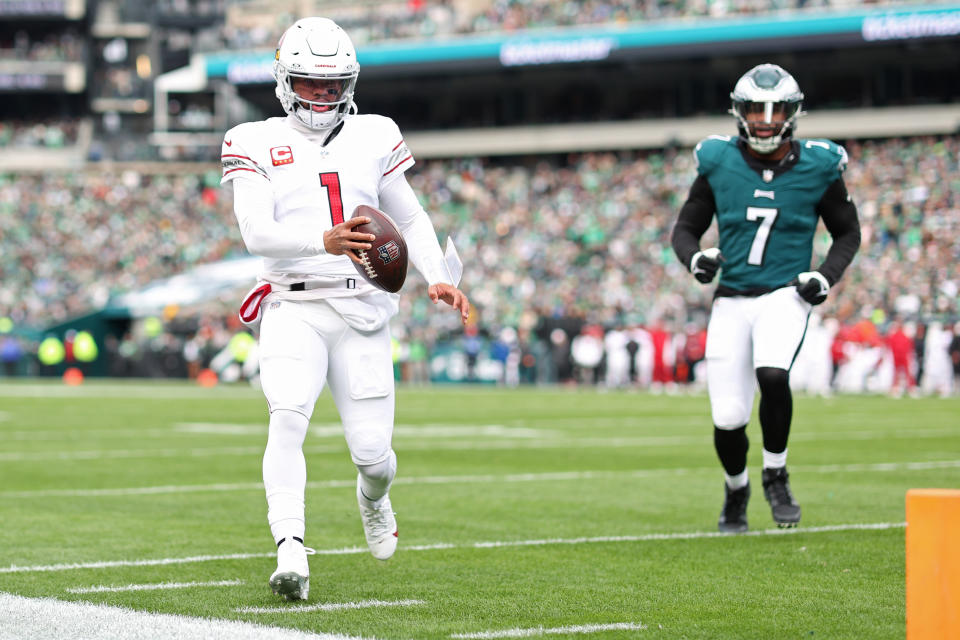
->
xmin=343 ymin=114 xmax=415 ymax=188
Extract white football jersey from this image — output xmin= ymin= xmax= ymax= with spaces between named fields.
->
xmin=221 ymin=113 xmax=415 ymax=280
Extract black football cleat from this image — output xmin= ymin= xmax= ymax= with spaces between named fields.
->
xmin=762 ymin=467 xmax=801 ymax=528
xmin=718 ymin=481 xmax=750 ymax=533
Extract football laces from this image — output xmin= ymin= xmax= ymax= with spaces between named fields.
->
xmin=356 ymin=250 xmax=377 ymax=279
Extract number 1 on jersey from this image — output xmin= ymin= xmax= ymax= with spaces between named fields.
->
xmin=320 ymin=172 xmax=344 ymax=225
xmin=745 ymin=206 xmax=778 ymax=266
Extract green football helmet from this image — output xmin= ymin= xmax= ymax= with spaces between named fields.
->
xmin=729 ymin=64 xmax=805 ymax=154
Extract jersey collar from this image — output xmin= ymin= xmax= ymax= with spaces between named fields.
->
xmin=737 ymin=138 xmax=801 ymax=180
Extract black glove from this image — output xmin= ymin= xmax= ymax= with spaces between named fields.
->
xmin=794 ymin=271 xmax=830 ymax=305
xmin=690 ymin=248 xmax=723 ymax=284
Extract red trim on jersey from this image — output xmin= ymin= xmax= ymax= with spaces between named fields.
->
xmin=221 ymin=154 xmax=253 ymax=160
xmin=223 ymin=167 xmax=266 ymax=178
xmin=383 ymin=155 xmax=413 ymax=176
xmin=391 ymin=140 xmax=405 ymax=151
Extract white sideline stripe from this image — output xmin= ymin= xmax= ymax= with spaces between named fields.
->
xmin=1 ymin=482 xmax=268 ymax=497
xmin=67 ymin=579 xmax=243 ymax=594
xmin=451 ymin=622 xmax=647 ymax=638
xmin=0 ymin=592 xmax=371 ymax=640
xmin=4 ymin=459 xmax=959 ymax=499
xmin=2 ymin=424 xmax=551 ymax=442
xmin=175 ymin=422 xmax=551 ymax=439
xmin=3 ymin=427 xmax=958 ymax=462
xmin=3 ymin=428 xmax=184 ymax=441
xmin=0 ymin=384 xmax=263 ymax=399
xmin=0 ymin=522 xmax=905 ymax=575
xmin=236 ymin=598 xmax=426 ymax=614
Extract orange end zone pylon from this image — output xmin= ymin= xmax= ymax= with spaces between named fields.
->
xmin=906 ymin=489 xmax=960 ymax=640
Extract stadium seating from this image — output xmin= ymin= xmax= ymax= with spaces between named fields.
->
xmin=1 ymin=135 xmax=956 ymax=386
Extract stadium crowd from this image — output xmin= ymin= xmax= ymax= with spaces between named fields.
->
xmin=214 ymin=0 xmax=924 ymax=50
xmin=0 ymin=120 xmax=80 ymax=149
xmin=1 ymin=134 xmax=958 ymax=392
xmin=0 ymin=30 xmax=84 ymax=62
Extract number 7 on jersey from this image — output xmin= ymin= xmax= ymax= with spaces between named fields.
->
xmin=745 ymin=206 xmax=778 ymax=266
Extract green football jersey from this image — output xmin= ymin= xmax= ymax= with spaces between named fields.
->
xmin=694 ymin=135 xmax=847 ymax=292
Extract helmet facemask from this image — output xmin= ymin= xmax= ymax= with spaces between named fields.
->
xmin=276 ymin=67 xmax=357 ymax=130
xmin=731 ymin=99 xmax=803 ymax=154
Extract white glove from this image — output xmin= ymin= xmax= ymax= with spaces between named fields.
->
xmin=690 ymin=248 xmax=723 ymax=284
xmin=795 ymin=271 xmax=830 ymax=305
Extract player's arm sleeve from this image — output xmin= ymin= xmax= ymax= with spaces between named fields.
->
xmin=232 ymin=177 xmax=326 ymax=258
xmin=220 ymin=131 xmax=269 ymax=184
xmin=671 ymin=175 xmax=717 ymax=269
xmin=379 ymin=123 xmax=415 ymax=187
xmin=378 ymin=174 xmax=450 ymax=285
xmin=814 ymin=177 xmax=861 ymax=286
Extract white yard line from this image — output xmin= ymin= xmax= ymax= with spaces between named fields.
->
xmin=1 ymin=482 xmax=268 ymax=497
xmin=236 ymin=598 xmax=426 ymax=614
xmin=2 ymin=428 xmax=185 ymax=441
xmin=3 ymin=459 xmax=958 ymax=499
xmin=0 ymin=552 xmax=279 ymax=574
xmin=451 ymin=622 xmax=647 ymax=638
xmin=0 ymin=522 xmax=905 ymax=575
xmin=174 ymin=422 xmax=552 ymax=439
xmin=3 ymin=427 xmax=958 ymax=462
xmin=67 ymin=579 xmax=243 ymax=594
xmin=2 ymin=423 xmax=551 ymax=442
xmin=0 ymin=384 xmax=262 ymax=399
xmin=0 ymin=445 xmax=345 ymax=462
xmin=0 ymin=592 xmax=374 ymax=640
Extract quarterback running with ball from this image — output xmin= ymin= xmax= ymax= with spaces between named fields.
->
xmin=221 ymin=18 xmax=469 ymax=601
xmin=671 ymin=64 xmax=860 ymax=533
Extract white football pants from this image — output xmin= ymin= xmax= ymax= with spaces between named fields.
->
xmin=258 ymin=298 xmax=395 ymax=541
xmin=705 ymin=286 xmax=811 ymax=429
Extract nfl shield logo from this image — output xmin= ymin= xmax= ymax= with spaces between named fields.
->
xmin=378 ymin=241 xmax=400 ymax=264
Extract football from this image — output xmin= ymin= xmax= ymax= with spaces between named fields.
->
xmin=350 ymin=204 xmax=408 ymax=293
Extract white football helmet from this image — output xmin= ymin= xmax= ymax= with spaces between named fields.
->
xmin=729 ymin=63 xmax=805 ymax=154
xmin=273 ymin=17 xmax=359 ymax=131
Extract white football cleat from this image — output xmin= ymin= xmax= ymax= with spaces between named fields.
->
xmin=357 ymin=476 xmax=398 ymax=561
xmin=269 ymin=537 xmax=310 ymax=601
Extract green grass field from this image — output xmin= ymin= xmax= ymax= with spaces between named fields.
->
xmin=1 ymin=381 xmax=958 ymax=639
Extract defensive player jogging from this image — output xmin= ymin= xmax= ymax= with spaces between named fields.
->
xmin=221 ymin=17 xmax=470 ymax=601
xmin=671 ymin=64 xmax=860 ymax=533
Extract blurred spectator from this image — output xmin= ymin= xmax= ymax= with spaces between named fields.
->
xmin=0 ymin=29 xmax=84 ymax=61
xmin=0 ymin=334 xmax=23 ymax=376
xmin=0 ymin=120 xmax=80 ymax=149
xmin=571 ymin=324 xmax=604 ymax=385
xmin=921 ymin=321 xmax=954 ymax=397
xmin=791 ymin=313 xmax=835 ymax=397
xmin=886 ymin=319 xmax=917 ymax=396
xmin=950 ymin=323 xmax=960 ymax=393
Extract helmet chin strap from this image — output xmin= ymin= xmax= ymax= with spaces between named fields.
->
xmin=294 ymin=103 xmax=341 ymax=130
xmin=739 ymin=117 xmax=791 ymax=154
xmin=292 ymin=99 xmax=356 ymax=131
